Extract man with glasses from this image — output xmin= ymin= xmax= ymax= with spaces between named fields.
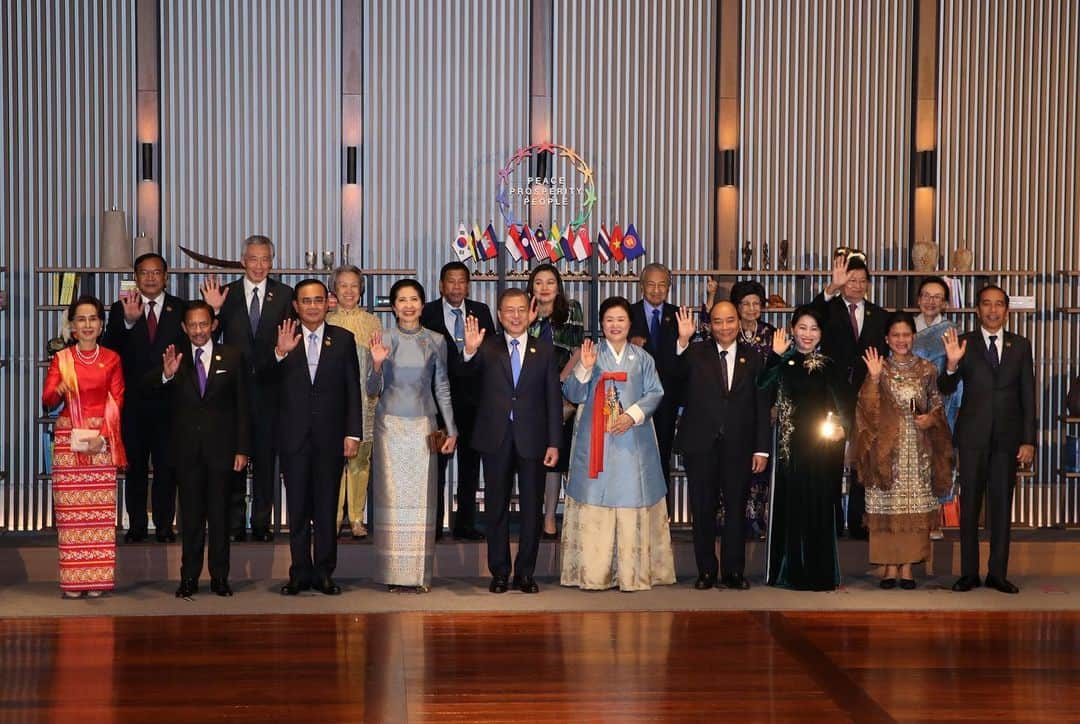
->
xmin=811 ymin=252 xmax=888 ymax=539
xmin=629 ymin=263 xmax=683 ymax=508
xmin=103 ymin=252 xmax=187 ymax=543
xmin=201 ymin=236 xmax=295 ymax=542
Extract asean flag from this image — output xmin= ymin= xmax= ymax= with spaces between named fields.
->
xmin=621 ymin=223 xmax=645 ymax=261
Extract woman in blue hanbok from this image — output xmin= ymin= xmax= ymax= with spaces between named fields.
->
xmin=560 ymin=297 xmax=676 ymax=591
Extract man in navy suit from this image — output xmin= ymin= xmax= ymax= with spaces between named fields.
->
xmin=102 ymin=252 xmax=187 ymax=543
xmin=419 ymin=261 xmax=496 ymax=540
xmin=157 ymin=301 xmax=250 ymax=598
xmin=462 ymin=288 xmax=561 ymax=594
xmin=270 ymin=279 xmax=363 ymax=595
xmin=201 ymin=236 xmax=295 ymax=542
xmin=940 ymin=285 xmax=1036 ymax=594
xmin=628 ymin=263 xmax=683 ymax=509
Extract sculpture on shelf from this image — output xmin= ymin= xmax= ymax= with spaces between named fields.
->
xmin=322 ymin=250 xmax=335 ymax=270
xmin=951 ymin=244 xmax=973 ymax=272
xmin=911 ymin=240 xmax=938 ymax=271
xmin=778 ymin=239 xmax=790 ymax=270
xmin=305 ymin=251 xmax=317 ymax=270
xmin=742 ymin=239 xmax=753 ymax=271
xmin=178 ymin=245 xmax=243 ymax=269
xmin=762 ymin=241 xmax=771 ymax=271
xmin=133 ymin=232 xmax=156 ymax=259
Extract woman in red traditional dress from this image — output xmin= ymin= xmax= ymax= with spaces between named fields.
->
xmin=42 ymin=295 xmax=126 ymax=598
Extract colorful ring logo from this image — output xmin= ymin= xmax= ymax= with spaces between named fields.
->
xmin=494 ymin=143 xmax=597 ymax=230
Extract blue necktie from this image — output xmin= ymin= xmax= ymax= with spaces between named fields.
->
xmin=451 ymin=308 xmax=465 ymax=352
xmin=249 ymin=287 xmax=261 ymax=335
xmin=307 ymin=332 xmax=319 ymax=382
xmin=510 ymin=339 xmax=521 ymax=387
xmin=649 ymin=308 xmax=661 ymax=351
xmin=988 ymin=335 xmax=1000 ymax=368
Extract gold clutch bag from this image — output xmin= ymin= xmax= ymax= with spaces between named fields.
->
xmin=70 ymin=428 xmax=101 ymax=452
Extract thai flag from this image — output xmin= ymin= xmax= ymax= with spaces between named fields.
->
xmin=596 ymin=225 xmax=612 ymax=262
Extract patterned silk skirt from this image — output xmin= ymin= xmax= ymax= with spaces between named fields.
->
xmin=52 ymin=417 xmax=117 ymax=592
xmin=560 ymin=494 xmax=676 ymax=591
xmin=372 ymin=414 xmax=437 ymax=587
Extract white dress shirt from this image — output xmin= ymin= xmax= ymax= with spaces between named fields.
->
xmin=123 ymin=291 xmax=166 ymax=329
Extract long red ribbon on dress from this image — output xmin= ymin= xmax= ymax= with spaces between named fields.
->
xmin=589 ymin=371 xmax=628 ymax=478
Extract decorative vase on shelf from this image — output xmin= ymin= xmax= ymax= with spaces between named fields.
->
xmin=133 ymin=232 xmax=156 ymax=259
xmin=911 ymin=240 xmax=938 ymax=272
xmin=951 ymin=246 xmax=973 ymax=272
xmin=101 ymin=207 xmax=132 ymax=270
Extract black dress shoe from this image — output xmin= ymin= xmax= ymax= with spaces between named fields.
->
xmin=952 ymin=575 xmax=982 ymax=592
xmin=880 ymin=578 xmax=897 ymax=590
xmin=489 ymin=576 xmax=508 ymax=594
xmin=280 ymin=579 xmax=309 ymax=596
xmin=175 ymin=579 xmax=198 ymax=598
xmin=693 ymin=573 xmax=716 ymax=590
xmin=124 ymin=530 xmax=148 ymax=543
xmin=899 ymin=578 xmax=917 ymax=590
xmin=513 ymin=575 xmax=540 ymax=593
xmin=210 ymin=579 xmax=233 ymax=597
xmin=722 ymin=573 xmax=750 ymax=590
xmin=251 ymin=530 xmax=273 ymax=543
xmin=156 ymin=528 xmax=177 ymax=543
xmin=231 ymin=531 xmax=247 ymax=543
xmin=314 ymin=577 xmax=342 ymax=595
xmin=452 ymin=527 xmax=485 ymax=541
xmin=985 ymin=575 xmax=1020 ymax=594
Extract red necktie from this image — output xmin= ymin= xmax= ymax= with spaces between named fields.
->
xmin=146 ymin=300 xmax=158 ymax=343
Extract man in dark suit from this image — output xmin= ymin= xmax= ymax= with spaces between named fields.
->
xmin=201 ymin=235 xmax=295 ymax=542
xmin=810 ymin=252 xmax=888 ymax=539
xmin=940 ymin=285 xmax=1036 ymax=594
xmin=270 ymin=279 xmax=363 ymax=596
xmin=419 ymin=261 xmax=495 ymax=541
xmin=628 ymin=262 xmax=682 ymax=511
xmin=157 ymin=301 xmax=250 ymax=598
xmin=672 ymin=302 xmax=771 ymax=590
xmin=461 ymin=288 xmax=561 ymax=594
xmin=102 ymin=252 xmax=186 ymax=543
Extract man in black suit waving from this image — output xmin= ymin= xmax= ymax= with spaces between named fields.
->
xmin=461 ymin=288 xmax=561 ymax=594
xmin=628 ymin=263 xmax=682 ymax=509
xmin=201 ymin=235 xmax=295 ymax=542
xmin=270 ymin=279 xmax=363 ymax=596
xmin=810 ymin=252 xmax=888 ymax=538
xmin=672 ymin=302 xmax=771 ymax=590
xmin=157 ymin=301 xmax=250 ymax=598
xmin=102 ymin=252 xmax=186 ymax=543
xmin=419 ymin=261 xmax=496 ymax=540
xmin=940 ymin=285 xmax=1036 ymax=594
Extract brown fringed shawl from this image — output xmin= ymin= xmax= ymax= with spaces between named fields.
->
xmin=854 ymin=357 xmax=953 ymax=497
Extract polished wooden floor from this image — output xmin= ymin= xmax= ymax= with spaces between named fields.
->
xmin=2 ymin=611 xmax=1078 ymax=722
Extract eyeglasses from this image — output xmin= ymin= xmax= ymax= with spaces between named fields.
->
xmin=919 ymin=293 xmax=946 ymax=302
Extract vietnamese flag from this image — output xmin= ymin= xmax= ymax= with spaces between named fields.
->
xmin=609 ymin=223 xmax=626 ymax=262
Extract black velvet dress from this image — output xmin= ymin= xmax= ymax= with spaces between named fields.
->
xmin=757 ymin=348 xmax=846 ymax=591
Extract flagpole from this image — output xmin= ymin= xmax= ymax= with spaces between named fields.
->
xmin=589 ymin=230 xmax=599 ymax=342
xmin=496 ymin=221 xmax=507 ymax=298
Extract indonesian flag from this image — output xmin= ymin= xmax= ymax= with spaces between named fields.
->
xmin=609 ymin=223 xmax=626 ymax=262
xmin=571 ymin=225 xmax=592 ymax=260
xmin=596 ymin=225 xmax=612 ymax=262
xmin=506 ymin=223 xmax=529 ymax=261
xmin=453 ymin=223 xmax=473 ymax=262
xmin=530 ymin=224 xmax=550 ymax=262
xmin=479 ymin=222 xmax=500 ymax=260
xmin=547 ymin=221 xmax=565 ymax=261
xmin=621 ymin=223 xmax=645 ymax=260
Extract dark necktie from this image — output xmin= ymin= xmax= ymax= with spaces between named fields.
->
xmin=650 ymin=308 xmax=661 ymax=351
xmin=451 ymin=308 xmax=465 ymax=352
xmin=195 ymin=347 xmax=207 ymax=397
xmin=988 ymin=334 xmax=1000 ymax=368
xmin=848 ymin=302 xmax=859 ymax=339
xmin=719 ymin=349 xmax=729 ymax=392
xmin=249 ymin=287 xmax=261 ymax=335
xmin=146 ymin=300 xmax=158 ymax=343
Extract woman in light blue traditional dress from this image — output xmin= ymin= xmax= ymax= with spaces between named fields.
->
xmin=559 ymin=297 xmax=676 ymax=591
xmin=367 ymin=279 xmax=457 ymax=592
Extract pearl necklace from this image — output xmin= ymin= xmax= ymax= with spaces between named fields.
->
xmin=74 ymin=345 xmax=101 ymax=365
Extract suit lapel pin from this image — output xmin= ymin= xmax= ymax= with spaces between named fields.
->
xmin=1006 ymin=342 xmax=1012 ymax=348
xmin=529 ymin=347 xmax=537 ymax=354
xmin=165 ymin=306 xmax=173 ymax=313
xmin=324 ymin=339 xmax=332 ymax=347
xmin=663 ymin=316 xmax=671 ymax=323
xmin=788 ymin=359 xmax=795 ymax=366
xmin=267 ymin=292 xmax=274 ymax=301
xmin=739 ymin=357 xmax=746 ymax=364
xmin=215 ymin=355 xmax=222 ymax=361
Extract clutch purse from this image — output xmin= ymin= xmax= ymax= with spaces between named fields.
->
xmin=70 ymin=428 xmax=101 ymax=452
xmin=426 ymin=429 xmax=448 ymax=453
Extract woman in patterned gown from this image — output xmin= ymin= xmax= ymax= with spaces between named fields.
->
xmin=367 ymin=279 xmax=456 ymax=592
xmin=855 ymin=312 xmax=953 ymax=589
xmin=756 ymin=306 xmax=846 ymax=591
xmin=560 ymin=297 xmax=676 ymax=591
xmin=42 ymin=296 xmax=127 ymax=598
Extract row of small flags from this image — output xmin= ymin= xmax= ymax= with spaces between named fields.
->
xmin=453 ymin=222 xmax=645 ymax=264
